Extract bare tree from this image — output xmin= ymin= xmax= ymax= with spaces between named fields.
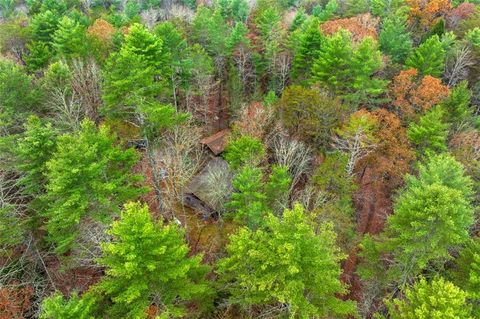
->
xmin=445 ymin=44 xmax=474 ymax=87
xmin=155 ymin=121 xmax=205 ymax=213
xmin=332 ymin=126 xmax=377 ymax=176
xmin=141 ymin=8 xmax=161 ymax=29
xmin=44 ymin=87 xmax=84 ymax=131
xmin=269 ymin=132 xmax=313 ymax=191
xmin=70 ymin=58 xmax=102 ymax=123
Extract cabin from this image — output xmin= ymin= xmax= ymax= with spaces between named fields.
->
xmin=183 ymin=157 xmax=229 ymax=219
xmin=200 ymin=129 xmax=230 ymax=156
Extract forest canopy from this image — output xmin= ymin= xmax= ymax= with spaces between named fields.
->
xmin=0 ymin=0 xmax=480 ymax=318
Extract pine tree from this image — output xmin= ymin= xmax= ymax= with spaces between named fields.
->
xmin=16 ymin=116 xmax=57 ymax=197
xmin=0 ymin=59 xmax=40 ymax=126
xmin=102 ymin=24 xmax=166 ymax=118
xmin=348 ymin=37 xmax=388 ymax=105
xmin=311 ymin=30 xmax=352 ymax=94
xmin=52 ymin=16 xmax=87 ymax=58
xmin=406 ymin=35 xmax=446 ymax=77
xmin=227 ymin=166 xmax=267 ymax=228
xmin=384 ymin=154 xmax=474 ymax=281
xmin=292 ymin=17 xmax=324 ymax=80
xmin=264 ymin=164 xmax=291 ymax=214
xmin=407 ymin=106 xmax=449 ymax=155
xmin=384 ymin=277 xmax=472 ymax=319
xmin=450 ymin=238 xmax=480 ymax=301
xmin=122 ymin=23 xmax=164 ymax=70
xmin=218 ymin=204 xmax=357 ymax=318
xmin=441 ymin=81 xmax=474 ymax=128
xmin=312 ymin=31 xmax=386 ymax=105
xmin=30 ymin=9 xmax=60 ymax=44
xmin=98 ymin=202 xmax=211 ymax=318
xmin=380 ymin=13 xmax=412 ymax=63
xmin=43 ymin=120 xmax=144 ymax=253
xmin=40 ymin=291 xmax=97 ymax=319
xmin=224 ymin=135 xmax=265 ymax=170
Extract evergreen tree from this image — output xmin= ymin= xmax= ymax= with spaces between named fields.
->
xmin=348 ymin=37 xmax=388 ymax=105
xmin=406 ymin=35 xmax=446 ymax=77
xmin=384 ymin=154 xmax=474 ymax=281
xmin=380 ymin=13 xmax=412 ymax=63
xmin=227 ymin=166 xmax=267 ymax=228
xmin=98 ymin=202 xmax=211 ymax=318
xmin=16 ymin=116 xmax=57 ymax=197
xmin=407 ymin=106 xmax=449 ymax=155
xmin=43 ymin=120 xmax=144 ymax=253
xmin=312 ymin=31 xmax=387 ymax=105
xmin=102 ymin=23 xmax=166 ymax=118
xmin=25 ymin=41 xmax=52 ymax=71
xmin=450 ymin=238 xmax=480 ymax=302
xmin=312 ymin=30 xmax=352 ymax=94
xmin=264 ymin=164 xmax=291 ymax=214
xmin=441 ymin=81 xmax=474 ymax=128
xmin=291 ymin=17 xmax=323 ymax=81
xmin=276 ymin=85 xmax=348 ymax=147
xmin=30 ymin=10 xmax=59 ymax=44
xmin=40 ymin=291 xmax=97 ymax=319
xmin=191 ymin=6 xmax=229 ymax=69
xmin=224 ymin=135 xmax=265 ymax=170
xmin=384 ymin=277 xmax=472 ymax=319
xmin=52 ymin=16 xmax=87 ymax=58
xmin=218 ymin=204 xmax=356 ymax=318
xmin=0 ymin=59 xmax=40 ymax=127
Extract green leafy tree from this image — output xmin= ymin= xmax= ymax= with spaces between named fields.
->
xmin=218 ymin=204 xmax=356 ymax=318
xmin=43 ymin=120 xmax=144 ymax=253
xmin=380 ymin=13 xmax=412 ymax=63
xmin=371 ymin=0 xmax=405 ymax=16
xmin=384 ymin=277 xmax=472 ymax=319
xmin=98 ymin=202 xmax=211 ymax=318
xmin=383 ymin=154 xmax=474 ymax=281
xmin=406 ymin=35 xmax=446 ymax=77
xmin=102 ymin=23 xmax=165 ymax=117
xmin=224 ymin=135 xmax=265 ymax=170
xmin=407 ymin=106 xmax=449 ymax=155
xmin=52 ymin=16 xmax=87 ymax=58
xmin=0 ymin=0 xmax=15 ymax=19
xmin=40 ymin=291 xmax=97 ymax=319
xmin=154 ymin=21 xmax=192 ymax=107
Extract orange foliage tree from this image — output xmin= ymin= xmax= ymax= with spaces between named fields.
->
xmin=406 ymin=0 xmax=452 ymax=31
xmin=390 ymin=68 xmax=450 ymax=119
xmin=87 ymin=19 xmax=116 ymax=59
xmin=0 ymin=285 xmax=33 ymax=319
xmin=320 ymin=13 xmax=379 ymax=43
